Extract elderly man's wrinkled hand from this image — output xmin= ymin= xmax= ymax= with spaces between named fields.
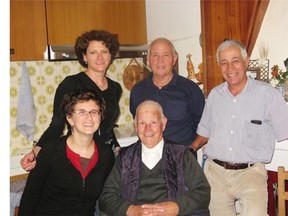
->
xmin=143 ymin=201 xmax=179 ymax=216
xmin=126 ymin=201 xmax=179 ymax=216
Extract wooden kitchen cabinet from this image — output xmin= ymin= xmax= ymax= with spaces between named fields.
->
xmin=10 ymin=0 xmax=47 ymax=61
xmin=200 ymin=0 xmax=269 ymax=96
xmin=10 ymin=0 xmax=147 ymax=61
xmin=45 ymin=0 xmax=147 ymax=45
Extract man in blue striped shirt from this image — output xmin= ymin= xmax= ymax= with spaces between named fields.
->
xmin=191 ymin=39 xmax=288 ymax=216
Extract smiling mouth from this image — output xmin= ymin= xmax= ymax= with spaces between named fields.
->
xmin=83 ymin=123 xmax=94 ymax=127
xmin=227 ymin=72 xmax=237 ymax=77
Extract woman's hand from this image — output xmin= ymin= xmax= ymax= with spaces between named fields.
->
xmin=20 ymin=146 xmax=41 ymax=171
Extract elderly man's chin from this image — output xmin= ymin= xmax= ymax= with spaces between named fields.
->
xmin=141 ymin=136 xmax=161 ymax=148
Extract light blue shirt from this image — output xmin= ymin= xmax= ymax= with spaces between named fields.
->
xmin=197 ymin=78 xmax=288 ymax=164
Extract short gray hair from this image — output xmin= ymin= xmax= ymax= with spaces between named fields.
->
xmin=216 ymin=39 xmax=248 ymax=65
xmin=134 ymin=100 xmax=165 ymax=124
xmin=147 ymin=38 xmax=178 ymax=57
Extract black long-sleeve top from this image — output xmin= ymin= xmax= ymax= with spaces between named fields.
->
xmin=18 ymin=136 xmax=115 ymax=216
xmin=37 ymin=72 xmax=122 ymax=148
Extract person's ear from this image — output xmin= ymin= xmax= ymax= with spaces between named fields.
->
xmin=66 ymin=115 xmax=74 ymax=127
xmin=162 ymin=117 xmax=168 ymax=131
xmin=245 ymin=57 xmax=250 ymax=68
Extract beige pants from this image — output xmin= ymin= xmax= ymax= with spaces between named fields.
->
xmin=204 ymin=159 xmax=268 ymax=216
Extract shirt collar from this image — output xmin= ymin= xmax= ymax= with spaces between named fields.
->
xmin=141 ymin=139 xmax=164 ymax=169
xmin=141 ymin=138 xmax=164 ymax=154
xmin=222 ymin=78 xmax=251 ymax=97
xmin=146 ymin=72 xmax=178 ymax=88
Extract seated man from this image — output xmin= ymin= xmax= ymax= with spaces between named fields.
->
xmin=99 ymin=100 xmax=210 ymax=216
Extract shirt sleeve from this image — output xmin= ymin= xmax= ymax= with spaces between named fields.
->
xmin=173 ymin=150 xmax=211 ymax=215
xmin=18 ymin=147 xmax=53 ymax=214
xmin=99 ymin=157 xmax=131 ymax=215
xmin=269 ymin=91 xmax=288 ymax=141
xmin=36 ymin=76 xmax=77 ymax=148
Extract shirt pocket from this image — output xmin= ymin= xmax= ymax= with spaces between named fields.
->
xmin=242 ymin=120 xmax=263 ymax=149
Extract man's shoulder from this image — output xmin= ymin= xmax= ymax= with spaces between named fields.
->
xmin=249 ymin=79 xmax=274 ymax=90
xmin=209 ymin=82 xmax=226 ymax=94
xmin=164 ymin=139 xmax=186 ymax=149
xmin=174 ymin=74 xmax=203 ymax=91
xmin=175 ymin=74 xmax=196 ymax=84
xmin=120 ymin=140 xmax=140 ymax=153
xmin=134 ymin=76 xmax=150 ymax=87
xmin=130 ymin=76 xmax=151 ymax=94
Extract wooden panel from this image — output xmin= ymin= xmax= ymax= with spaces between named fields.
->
xmin=200 ymin=0 xmax=269 ymax=96
xmin=10 ymin=0 xmax=47 ymax=61
xmin=110 ymin=1 xmax=147 ymax=44
xmin=10 ymin=173 xmax=28 ymax=182
xmin=46 ymin=0 xmax=147 ymax=45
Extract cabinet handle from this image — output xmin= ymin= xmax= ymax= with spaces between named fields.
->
xmin=10 ymin=48 xmax=15 ymax=55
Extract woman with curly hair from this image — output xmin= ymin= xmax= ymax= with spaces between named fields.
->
xmin=21 ymin=30 xmax=122 ymax=171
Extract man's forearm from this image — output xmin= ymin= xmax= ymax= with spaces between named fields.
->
xmin=191 ymin=135 xmax=208 ymax=151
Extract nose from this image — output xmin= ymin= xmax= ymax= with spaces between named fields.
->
xmin=157 ymin=55 xmax=164 ymax=62
xmin=85 ymin=111 xmax=94 ymax=118
xmin=144 ymin=124 xmax=152 ymax=132
xmin=97 ymin=52 xmax=103 ymax=59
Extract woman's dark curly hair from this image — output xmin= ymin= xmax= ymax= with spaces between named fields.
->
xmin=74 ymin=30 xmax=120 ymax=68
xmin=61 ymin=89 xmax=106 ymax=122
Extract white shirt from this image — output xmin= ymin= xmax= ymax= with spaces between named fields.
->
xmin=141 ymin=139 xmax=164 ymax=170
xmin=197 ymin=79 xmax=288 ymax=164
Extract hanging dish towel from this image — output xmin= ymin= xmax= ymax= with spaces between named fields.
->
xmin=16 ymin=62 xmax=36 ymax=141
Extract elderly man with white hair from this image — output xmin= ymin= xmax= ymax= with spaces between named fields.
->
xmin=99 ymin=100 xmax=210 ymax=216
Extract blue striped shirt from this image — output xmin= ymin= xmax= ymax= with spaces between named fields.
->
xmin=197 ymin=78 xmax=288 ymax=164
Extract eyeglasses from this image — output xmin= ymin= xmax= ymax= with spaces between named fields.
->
xmin=73 ymin=109 xmax=100 ymax=117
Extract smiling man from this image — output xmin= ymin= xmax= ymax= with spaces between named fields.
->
xmin=99 ymin=100 xmax=210 ymax=216
xmin=129 ymin=38 xmax=205 ymax=158
xmin=191 ymin=39 xmax=288 ymax=215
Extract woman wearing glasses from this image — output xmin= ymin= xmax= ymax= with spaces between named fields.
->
xmin=21 ymin=30 xmax=122 ymax=171
xmin=18 ymin=90 xmax=115 ymax=216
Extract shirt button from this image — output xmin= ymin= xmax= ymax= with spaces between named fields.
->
xmin=233 ymin=99 xmax=237 ymax=102
xmin=232 ymin=115 xmax=236 ymax=118
xmin=229 ymin=147 xmax=232 ymax=151
xmin=231 ymin=131 xmax=234 ymax=134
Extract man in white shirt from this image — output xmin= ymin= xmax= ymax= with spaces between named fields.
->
xmin=191 ymin=39 xmax=288 ymax=215
xmin=99 ymin=100 xmax=210 ymax=216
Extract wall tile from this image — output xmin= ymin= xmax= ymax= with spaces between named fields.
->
xmin=10 ymin=59 xmax=141 ymax=155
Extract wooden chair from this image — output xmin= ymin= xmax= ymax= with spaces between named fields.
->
xmin=278 ymin=166 xmax=288 ymax=216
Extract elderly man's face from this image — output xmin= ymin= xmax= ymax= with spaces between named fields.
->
xmin=148 ymin=40 xmax=177 ymax=78
xmin=218 ymin=45 xmax=249 ymax=88
xmin=135 ymin=104 xmax=167 ymax=148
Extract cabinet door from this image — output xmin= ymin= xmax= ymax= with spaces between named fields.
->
xmin=46 ymin=0 xmax=147 ymax=45
xmin=107 ymin=1 xmax=147 ymax=44
xmin=10 ymin=0 xmax=47 ymax=61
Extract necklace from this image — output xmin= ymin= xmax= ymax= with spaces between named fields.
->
xmin=85 ymin=70 xmax=108 ymax=90
xmin=95 ymin=78 xmax=108 ymax=90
